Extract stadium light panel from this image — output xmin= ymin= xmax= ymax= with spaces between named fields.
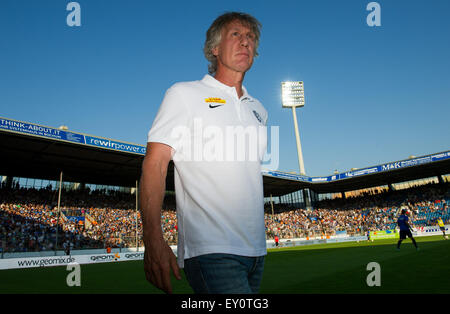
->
xmin=281 ymin=81 xmax=305 ymax=108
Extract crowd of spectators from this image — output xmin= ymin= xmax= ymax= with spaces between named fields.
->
xmin=265 ymin=207 xmax=397 ymax=239
xmin=0 ymin=184 xmax=136 ymax=253
xmin=265 ymin=183 xmax=449 ymax=239
xmin=0 ymin=202 xmax=104 ymax=253
xmin=0 ymin=181 xmax=448 ymax=253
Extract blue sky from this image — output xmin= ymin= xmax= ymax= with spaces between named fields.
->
xmin=1 ymin=0 xmax=449 ymax=177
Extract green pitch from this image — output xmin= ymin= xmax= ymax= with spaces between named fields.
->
xmin=1 ymin=235 xmax=449 ymax=294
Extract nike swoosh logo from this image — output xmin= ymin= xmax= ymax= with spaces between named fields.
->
xmin=209 ymin=104 xmax=223 ymax=108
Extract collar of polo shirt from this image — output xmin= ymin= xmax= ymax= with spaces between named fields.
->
xmin=202 ymin=74 xmax=251 ymax=101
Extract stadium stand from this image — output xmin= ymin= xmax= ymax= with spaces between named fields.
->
xmin=1 ymin=182 xmax=448 ymax=253
xmin=1 ymin=118 xmax=449 ymax=255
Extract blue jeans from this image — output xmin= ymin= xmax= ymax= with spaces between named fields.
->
xmin=183 ymin=253 xmax=265 ymax=294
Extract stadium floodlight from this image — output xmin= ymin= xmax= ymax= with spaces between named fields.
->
xmin=281 ymin=81 xmax=306 ymax=175
xmin=281 ymin=81 xmax=305 ymax=108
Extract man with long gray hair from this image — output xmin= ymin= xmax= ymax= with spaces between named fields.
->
xmin=140 ymin=12 xmax=268 ymax=294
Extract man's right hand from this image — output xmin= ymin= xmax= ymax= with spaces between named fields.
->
xmin=143 ymin=236 xmax=181 ymax=294
xmin=140 ymin=142 xmax=181 ymax=294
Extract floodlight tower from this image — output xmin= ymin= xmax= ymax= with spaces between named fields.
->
xmin=281 ymin=81 xmax=306 ymax=175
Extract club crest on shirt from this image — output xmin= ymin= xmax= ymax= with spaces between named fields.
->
xmin=253 ymin=110 xmax=262 ymax=123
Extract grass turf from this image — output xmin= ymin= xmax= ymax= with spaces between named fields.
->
xmin=1 ymin=235 xmax=449 ymax=294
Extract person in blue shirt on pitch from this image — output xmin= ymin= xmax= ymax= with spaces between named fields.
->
xmin=397 ymin=209 xmax=419 ymax=250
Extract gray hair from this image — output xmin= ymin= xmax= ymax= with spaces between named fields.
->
xmin=204 ymin=12 xmax=262 ymax=75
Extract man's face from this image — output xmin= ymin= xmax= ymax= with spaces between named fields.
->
xmin=212 ymin=20 xmax=257 ymax=74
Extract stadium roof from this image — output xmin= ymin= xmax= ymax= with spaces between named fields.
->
xmin=1 ymin=116 xmax=449 ymax=197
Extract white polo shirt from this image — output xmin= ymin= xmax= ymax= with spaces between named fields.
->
xmin=148 ymin=74 xmax=268 ymax=268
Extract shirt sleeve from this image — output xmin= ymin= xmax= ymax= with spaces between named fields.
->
xmin=258 ymin=101 xmax=268 ymax=126
xmin=147 ymin=85 xmax=191 ymax=154
xmin=263 ymin=108 xmax=268 ymax=126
